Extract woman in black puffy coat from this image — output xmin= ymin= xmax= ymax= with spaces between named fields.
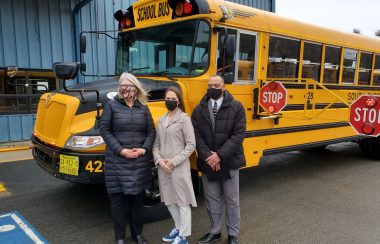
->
xmin=100 ymin=72 xmax=155 ymax=244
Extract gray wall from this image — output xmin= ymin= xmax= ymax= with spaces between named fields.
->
xmin=228 ymin=0 xmax=275 ymax=12
xmin=0 ymin=0 xmax=273 ymax=71
xmin=0 ymin=0 xmax=78 ymax=69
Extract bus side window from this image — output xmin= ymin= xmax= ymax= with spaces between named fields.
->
xmin=302 ymin=42 xmax=322 ymax=82
xmin=237 ymin=32 xmax=256 ymax=82
xmin=342 ymin=48 xmax=358 ymax=84
xmin=358 ymin=52 xmax=373 ymax=85
xmin=373 ymin=55 xmax=380 ymax=86
xmin=217 ymin=29 xmax=237 ymax=80
xmin=267 ymin=35 xmax=300 ymax=80
xmin=323 ymin=46 xmax=341 ymax=84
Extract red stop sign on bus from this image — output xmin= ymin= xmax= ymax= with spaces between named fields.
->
xmin=350 ymin=95 xmax=380 ymax=136
xmin=259 ymin=81 xmax=288 ymax=114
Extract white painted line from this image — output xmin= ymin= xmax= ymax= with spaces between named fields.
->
xmin=0 ymin=224 xmax=16 ymax=232
xmin=11 ymin=213 xmax=45 ymax=244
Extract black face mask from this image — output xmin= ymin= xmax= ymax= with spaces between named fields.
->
xmin=165 ymin=100 xmax=178 ymax=111
xmin=207 ymin=88 xmax=223 ymax=100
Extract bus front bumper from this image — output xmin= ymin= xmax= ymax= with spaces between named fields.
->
xmin=32 ymin=136 xmax=105 ymax=184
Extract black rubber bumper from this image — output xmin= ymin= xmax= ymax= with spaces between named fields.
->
xmin=32 ymin=136 xmax=105 ymax=184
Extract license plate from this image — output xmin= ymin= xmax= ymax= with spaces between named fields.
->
xmin=59 ymin=155 xmax=79 ymax=176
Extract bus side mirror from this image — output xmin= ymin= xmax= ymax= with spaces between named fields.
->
xmin=79 ymin=34 xmax=87 ymax=72
xmin=80 ymin=34 xmax=86 ymax=54
xmin=53 ymin=62 xmax=80 ymax=80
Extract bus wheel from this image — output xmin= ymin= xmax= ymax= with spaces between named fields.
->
xmin=191 ymin=169 xmax=201 ymax=195
xmin=143 ymin=166 xmax=169 ymax=223
xmin=359 ymin=137 xmax=380 ymax=159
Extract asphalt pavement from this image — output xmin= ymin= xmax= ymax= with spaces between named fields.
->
xmin=1 ymin=142 xmax=380 ymax=243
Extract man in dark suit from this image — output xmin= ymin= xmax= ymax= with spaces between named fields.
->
xmin=192 ymin=75 xmax=246 ymax=244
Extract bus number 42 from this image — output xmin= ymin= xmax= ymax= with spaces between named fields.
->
xmin=85 ymin=160 xmax=103 ymax=173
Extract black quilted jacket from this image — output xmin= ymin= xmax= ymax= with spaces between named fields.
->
xmin=100 ymin=96 xmax=156 ymax=195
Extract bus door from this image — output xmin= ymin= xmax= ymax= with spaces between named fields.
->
xmin=216 ymin=28 xmax=258 ymax=123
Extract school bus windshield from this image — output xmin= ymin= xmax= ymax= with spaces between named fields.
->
xmin=115 ymin=19 xmax=210 ymax=77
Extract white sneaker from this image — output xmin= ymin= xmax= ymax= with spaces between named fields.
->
xmin=162 ymin=228 xmax=179 ymax=242
xmin=171 ymin=236 xmax=188 ymax=244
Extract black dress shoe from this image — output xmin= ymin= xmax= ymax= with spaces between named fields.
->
xmin=196 ymin=233 xmax=221 ymax=244
xmin=228 ymin=235 xmax=239 ymax=244
xmin=116 ymin=240 xmax=125 ymax=244
xmin=135 ymin=235 xmax=147 ymax=244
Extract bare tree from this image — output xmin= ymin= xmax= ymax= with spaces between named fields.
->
xmin=375 ymin=29 xmax=380 ymax=37
xmin=353 ymin=28 xmax=361 ymax=34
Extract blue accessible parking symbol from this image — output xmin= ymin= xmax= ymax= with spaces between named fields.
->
xmin=0 ymin=211 xmax=48 ymax=244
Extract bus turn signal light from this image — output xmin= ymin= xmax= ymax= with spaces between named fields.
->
xmin=171 ymin=0 xmax=193 ymax=17
xmin=114 ymin=8 xmax=135 ymax=30
xmin=168 ymin=0 xmax=210 ymax=18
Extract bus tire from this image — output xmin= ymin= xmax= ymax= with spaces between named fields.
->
xmin=143 ymin=201 xmax=169 ymax=223
xmin=359 ymin=137 xmax=380 ymax=159
xmin=191 ymin=169 xmax=201 ymax=195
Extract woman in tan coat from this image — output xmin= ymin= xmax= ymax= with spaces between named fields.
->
xmin=153 ymin=86 xmax=197 ymax=244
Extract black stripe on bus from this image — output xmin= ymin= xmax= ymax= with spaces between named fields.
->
xmin=245 ymin=122 xmax=349 ymax=138
xmin=262 ymin=136 xmax=360 ymax=155
xmin=282 ymin=103 xmax=348 ymax=111
xmin=282 ymin=83 xmax=380 ymax=91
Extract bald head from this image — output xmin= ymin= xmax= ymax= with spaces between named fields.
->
xmin=208 ymin=75 xmax=225 ymax=89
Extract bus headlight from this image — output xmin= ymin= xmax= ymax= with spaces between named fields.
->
xmin=66 ymin=135 xmax=105 ymax=149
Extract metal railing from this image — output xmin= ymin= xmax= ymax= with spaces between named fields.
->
xmin=0 ymin=94 xmax=41 ymax=115
xmin=256 ymin=78 xmax=350 ymax=122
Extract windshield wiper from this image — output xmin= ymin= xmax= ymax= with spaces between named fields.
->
xmin=150 ymin=71 xmax=177 ymax=82
xmin=129 ymin=66 xmax=151 ymax=73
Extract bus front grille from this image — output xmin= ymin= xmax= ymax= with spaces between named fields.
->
xmin=35 ymin=100 xmax=67 ymax=142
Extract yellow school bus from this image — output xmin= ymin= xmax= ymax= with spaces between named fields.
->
xmin=32 ymin=0 xmax=380 ymax=220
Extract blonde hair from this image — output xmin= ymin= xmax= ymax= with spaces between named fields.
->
xmin=118 ymin=72 xmax=149 ymax=105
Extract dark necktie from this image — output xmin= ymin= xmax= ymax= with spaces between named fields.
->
xmin=213 ymin=101 xmax=218 ymax=118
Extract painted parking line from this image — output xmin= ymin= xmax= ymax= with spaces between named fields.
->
xmin=0 ymin=183 xmax=12 ymax=199
xmin=0 ymin=149 xmax=33 ymax=164
xmin=0 ymin=146 xmax=30 ymax=153
xmin=0 ymin=211 xmax=48 ymax=243
xmin=0 ymin=183 xmax=6 ymax=192
xmin=0 ymin=157 xmax=34 ymax=164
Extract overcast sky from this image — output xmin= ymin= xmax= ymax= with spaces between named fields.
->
xmin=275 ymin=0 xmax=380 ymax=37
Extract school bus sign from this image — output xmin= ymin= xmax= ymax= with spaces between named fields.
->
xmin=259 ymin=81 xmax=288 ymax=114
xmin=350 ymin=95 xmax=380 ymax=136
xmin=134 ymin=0 xmax=172 ymax=26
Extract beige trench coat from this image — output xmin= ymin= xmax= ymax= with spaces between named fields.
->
xmin=153 ymin=109 xmax=197 ymax=207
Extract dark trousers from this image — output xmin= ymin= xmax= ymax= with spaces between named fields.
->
xmin=108 ymin=192 xmax=144 ymax=240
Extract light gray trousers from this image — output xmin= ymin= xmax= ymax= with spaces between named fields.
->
xmin=167 ymin=204 xmax=192 ymax=237
xmin=202 ymin=169 xmax=240 ymax=236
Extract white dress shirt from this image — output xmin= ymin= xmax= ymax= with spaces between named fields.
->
xmin=210 ymin=96 xmax=223 ymax=112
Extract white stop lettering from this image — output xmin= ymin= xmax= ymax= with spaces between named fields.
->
xmin=354 ymin=107 xmax=380 ymax=123
xmin=262 ymin=92 xmax=283 ymax=103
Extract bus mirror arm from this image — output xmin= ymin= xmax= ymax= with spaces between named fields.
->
xmin=62 ymin=80 xmax=103 ymax=130
xmin=54 ymin=62 xmax=102 ymax=130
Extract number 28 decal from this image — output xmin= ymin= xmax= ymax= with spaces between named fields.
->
xmin=85 ymin=160 xmax=104 ymax=173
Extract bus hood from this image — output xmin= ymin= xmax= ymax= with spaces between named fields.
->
xmin=57 ymin=77 xmax=178 ymax=115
